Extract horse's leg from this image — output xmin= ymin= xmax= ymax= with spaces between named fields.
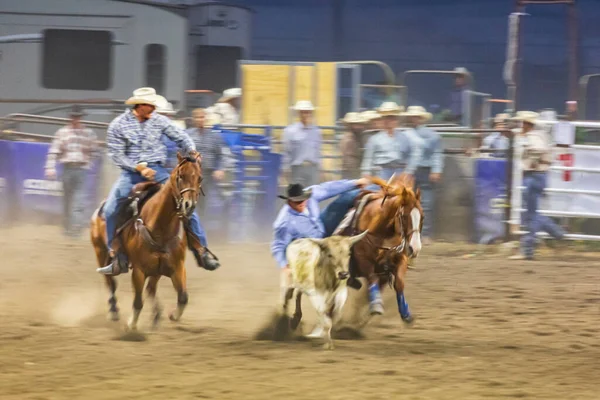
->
xmin=105 ymin=276 xmax=120 ymax=321
xmin=146 ymin=275 xmax=162 ymax=329
xmin=290 ymin=291 xmax=303 ymax=331
xmin=169 ymin=266 xmax=188 ymax=322
xmin=127 ymin=267 xmax=145 ymax=331
xmin=394 ymin=256 xmax=414 ymax=324
xmin=367 ymin=270 xmax=384 ymax=315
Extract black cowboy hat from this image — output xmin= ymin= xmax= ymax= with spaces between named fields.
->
xmin=278 ymin=183 xmax=312 ymax=202
xmin=70 ymin=104 xmax=86 ymax=117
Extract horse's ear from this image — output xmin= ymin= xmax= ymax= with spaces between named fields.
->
xmin=177 ymin=152 xmax=183 ymax=163
xmin=415 ymin=187 xmax=421 ymax=202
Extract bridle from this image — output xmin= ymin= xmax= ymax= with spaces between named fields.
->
xmin=172 ymin=157 xmax=203 ymax=219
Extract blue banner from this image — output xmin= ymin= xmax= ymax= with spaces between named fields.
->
xmin=0 ymin=140 xmax=13 ymax=224
xmin=474 ymin=158 xmax=508 ymax=244
xmin=10 ymin=141 xmax=102 ymax=218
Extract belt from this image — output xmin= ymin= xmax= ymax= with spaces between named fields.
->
xmin=63 ymin=162 xmax=87 ymax=168
xmin=523 ymin=170 xmax=545 ymax=177
xmin=378 ymin=162 xmax=405 ymax=169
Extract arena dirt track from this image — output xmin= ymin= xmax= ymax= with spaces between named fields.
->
xmin=1 ymin=225 xmax=600 ymax=400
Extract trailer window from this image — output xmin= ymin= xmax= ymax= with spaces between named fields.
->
xmin=42 ymin=29 xmax=112 ymax=91
xmin=145 ymin=44 xmax=166 ymax=94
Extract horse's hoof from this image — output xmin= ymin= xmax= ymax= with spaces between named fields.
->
xmin=306 ymin=326 xmax=325 ymax=339
xmin=369 ymin=303 xmax=384 ymax=316
xmin=126 ymin=323 xmax=137 ymax=332
xmin=323 ymin=342 xmax=335 ymax=351
xmin=107 ymin=311 xmax=120 ymax=322
xmin=402 ymin=315 xmax=415 ymax=325
xmin=169 ymin=312 xmax=180 ymax=322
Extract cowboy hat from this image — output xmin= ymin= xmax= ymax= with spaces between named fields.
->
xmin=69 ymin=104 xmax=86 ymax=117
xmin=291 ymin=100 xmax=315 ymax=111
xmin=125 ymin=87 xmax=159 ymax=106
xmin=361 ymin=110 xmax=382 ymax=121
xmin=155 ymin=95 xmax=177 ymax=116
xmin=401 ymin=105 xmax=433 ymax=122
xmin=278 ymin=183 xmax=312 ymax=202
xmin=511 ymin=111 xmax=539 ymax=125
xmin=341 ymin=112 xmax=366 ymax=124
xmin=218 ymin=88 xmax=242 ymax=103
xmin=454 ymin=67 xmax=469 ymax=75
xmin=493 ymin=113 xmax=511 ymax=124
xmin=376 ymin=102 xmax=404 ymax=117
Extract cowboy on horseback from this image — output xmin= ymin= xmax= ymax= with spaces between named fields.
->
xmin=96 ymin=87 xmax=220 ymax=276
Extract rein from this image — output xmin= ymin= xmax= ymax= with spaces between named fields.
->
xmin=136 ymin=157 xmax=203 ymax=254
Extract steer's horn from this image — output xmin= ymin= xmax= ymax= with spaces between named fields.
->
xmin=349 ymin=230 xmax=369 ymax=245
xmin=387 ymin=173 xmax=396 ymax=186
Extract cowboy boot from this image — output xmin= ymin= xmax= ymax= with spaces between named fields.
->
xmin=190 ymin=247 xmax=221 ymax=271
xmin=96 ymin=250 xmax=129 ymax=276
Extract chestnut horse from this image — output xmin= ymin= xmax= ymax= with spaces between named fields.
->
xmin=341 ymin=174 xmax=423 ymax=323
xmin=90 ymin=154 xmax=202 ymax=330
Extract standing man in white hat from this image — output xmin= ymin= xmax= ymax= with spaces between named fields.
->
xmin=339 ymin=112 xmax=367 ymax=179
xmin=214 ymin=88 xmax=241 ymax=126
xmin=402 ymin=106 xmax=442 ymax=242
xmin=361 ymin=102 xmax=422 ymax=180
xmin=509 ymin=111 xmax=565 ymax=261
xmin=44 ymin=104 xmax=99 ymax=238
xmin=283 ymin=100 xmax=322 ymax=187
xmin=97 ymin=87 xmax=220 ymax=276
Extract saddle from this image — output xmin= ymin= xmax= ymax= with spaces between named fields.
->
xmin=100 ymin=181 xmax=162 ymax=237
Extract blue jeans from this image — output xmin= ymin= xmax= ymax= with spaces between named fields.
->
xmin=521 ymin=172 xmax=564 ymax=257
xmin=320 ymin=188 xmax=361 ymax=237
xmin=414 ymin=167 xmax=435 ymax=237
xmin=61 ymin=165 xmax=87 ymax=235
xmin=104 ymin=164 xmax=208 ymax=249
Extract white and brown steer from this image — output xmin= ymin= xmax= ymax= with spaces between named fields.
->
xmin=282 ymin=230 xmax=368 ymax=350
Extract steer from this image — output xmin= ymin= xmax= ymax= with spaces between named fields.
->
xmin=282 ymin=230 xmax=368 ymax=350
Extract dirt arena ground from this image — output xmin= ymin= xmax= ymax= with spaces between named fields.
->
xmin=1 ymin=225 xmax=600 ymax=400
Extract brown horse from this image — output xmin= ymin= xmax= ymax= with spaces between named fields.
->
xmin=90 ymin=154 xmax=202 ymax=330
xmin=342 ymin=174 xmax=423 ymax=322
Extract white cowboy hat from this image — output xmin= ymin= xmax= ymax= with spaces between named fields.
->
xmin=218 ymin=88 xmax=242 ymax=103
xmin=401 ymin=105 xmax=433 ymax=121
xmin=454 ymin=67 xmax=469 ymax=75
xmin=125 ymin=87 xmax=159 ymax=106
xmin=155 ymin=95 xmax=177 ymax=116
xmin=361 ymin=110 xmax=382 ymax=121
xmin=494 ymin=113 xmax=511 ymax=124
xmin=341 ymin=112 xmax=366 ymax=124
xmin=376 ymin=102 xmax=404 ymax=117
xmin=511 ymin=111 xmax=539 ymax=125
xmin=291 ymin=100 xmax=315 ymax=111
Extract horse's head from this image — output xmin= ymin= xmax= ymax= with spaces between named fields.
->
xmin=171 ymin=152 xmax=203 ymax=217
xmin=397 ymin=186 xmax=423 ymax=258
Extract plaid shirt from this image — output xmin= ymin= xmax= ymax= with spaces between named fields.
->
xmin=107 ymin=110 xmax=195 ymax=172
xmin=45 ymin=125 xmax=98 ymax=170
xmin=186 ymin=127 xmax=224 ymax=171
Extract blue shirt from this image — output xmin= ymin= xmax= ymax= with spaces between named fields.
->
xmin=282 ymin=122 xmax=322 ymax=168
xmin=414 ymin=125 xmax=444 ymax=173
xmin=107 ymin=110 xmax=195 ymax=172
xmin=397 ymin=129 xmax=424 ymax=175
xmin=186 ymin=127 xmax=225 ymax=171
xmin=482 ymin=132 xmax=509 ymax=158
xmin=162 ymin=135 xmax=179 ymax=169
xmin=271 ymin=179 xmax=358 ymax=267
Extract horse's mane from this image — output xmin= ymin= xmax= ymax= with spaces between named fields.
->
xmin=364 ymin=173 xmax=418 ymax=233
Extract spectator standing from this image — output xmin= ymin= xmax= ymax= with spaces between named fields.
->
xmin=186 ymin=108 xmax=226 ymax=221
xmin=214 ymin=88 xmax=241 ymax=127
xmin=44 ymin=105 xmax=98 ymax=238
xmin=339 ymin=112 xmax=367 ymax=179
xmin=509 ymin=111 xmax=565 ymax=260
xmin=282 ymin=100 xmax=322 ymax=186
xmin=448 ymin=67 xmax=469 ymax=124
xmin=402 ymin=106 xmax=442 ymax=243
xmin=481 ymin=113 xmax=511 ymax=158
